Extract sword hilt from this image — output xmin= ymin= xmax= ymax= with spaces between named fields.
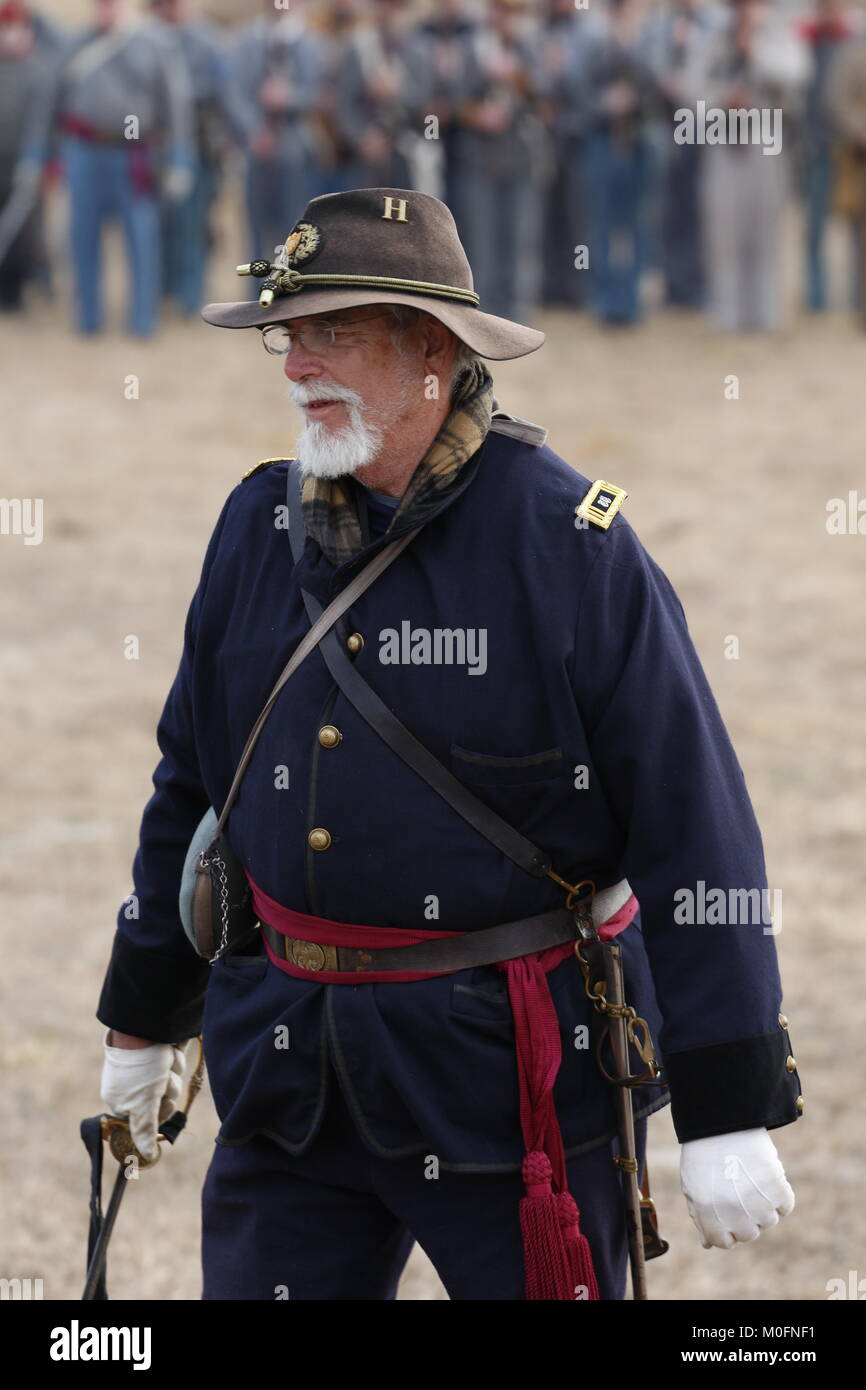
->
xmin=100 ymin=1035 xmax=205 ymax=1167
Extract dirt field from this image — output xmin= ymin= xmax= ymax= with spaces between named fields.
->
xmin=1 ymin=179 xmax=864 ymax=1302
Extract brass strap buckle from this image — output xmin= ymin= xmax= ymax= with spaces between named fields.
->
xmin=546 ymin=868 xmax=596 ymax=915
xmin=283 ymin=937 xmax=339 ymax=971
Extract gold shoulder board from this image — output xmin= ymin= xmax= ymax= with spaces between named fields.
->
xmin=240 ymin=457 xmax=296 ymax=482
xmin=575 ymin=479 xmax=628 ymax=531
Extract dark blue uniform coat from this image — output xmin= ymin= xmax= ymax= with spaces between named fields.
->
xmin=97 ymin=425 xmax=802 ymax=1169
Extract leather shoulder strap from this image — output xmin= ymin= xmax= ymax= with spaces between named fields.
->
xmin=214 ymin=505 xmax=421 ymax=836
xmin=489 ymin=412 xmax=548 ymax=447
xmin=285 ymin=463 xmax=552 ymax=881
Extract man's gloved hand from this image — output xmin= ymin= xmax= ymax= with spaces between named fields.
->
xmin=162 ymin=165 xmax=193 ymax=202
xmin=680 ymin=1127 xmax=795 ymax=1249
xmin=100 ymin=1035 xmax=186 ymax=1163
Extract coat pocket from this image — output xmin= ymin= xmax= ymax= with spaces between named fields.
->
xmin=449 ymin=743 xmax=570 ymax=787
xmin=449 ymin=743 xmax=575 ymax=832
xmin=450 ymin=975 xmax=512 ymax=1020
xmin=216 ymin=928 xmax=269 ymax=981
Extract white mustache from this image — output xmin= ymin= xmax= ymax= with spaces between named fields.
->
xmin=290 ymin=381 xmax=364 ymax=409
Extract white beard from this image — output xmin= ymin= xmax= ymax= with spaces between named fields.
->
xmin=295 ymin=399 xmax=385 ymax=481
xmin=292 ymin=370 xmax=414 ymax=481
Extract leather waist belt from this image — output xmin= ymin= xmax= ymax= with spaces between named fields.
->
xmin=256 ymin=877 xmax=635 ymax=976
xmin=61 ymin=114 xmax=150 ymax=148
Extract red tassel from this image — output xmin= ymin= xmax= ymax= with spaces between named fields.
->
xmin=557 ymin=1192 xmax=600 ymax=1301
xmin=520 ymin=1151 xmax=578 ymax=1300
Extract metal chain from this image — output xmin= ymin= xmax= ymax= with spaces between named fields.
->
xmin=202 ymin=845 xmax=231 ymax=964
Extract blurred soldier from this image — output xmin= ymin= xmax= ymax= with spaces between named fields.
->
xmin=150 ymin=0 xmax=233 ymax=317
xmin=0 ymin=1 xmax=64 ymax=311
xmin=334 ymin=0 xmax=417 ymax=190
xmin=453 ymin=0 xmax=550 ymax=322
xmin=828 ymin=33 xmax=866 ymax=325
xmin=306 ymin=0 xmax=362 ymax=196
xmin=17 ymin=0 xmax=194 ymax=337
xmin=643 ymin=0 xmax=726 ymax=309
xmin=795 ymin=0 xmax=860 ymax=312
xmin=577 ymin=0 xmax=661 ymax=326
xmin=688 ymin=0 xmax=810 ymax=333
xmin=403 ymin=0 xmax=477 ymax=218
xmin=538 ymin=0 xmax=601 ymax=308
xmin=230 ymin=1 xmax=323 ymax=263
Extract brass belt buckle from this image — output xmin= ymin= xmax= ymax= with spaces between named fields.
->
xmin=285 ymin=937 xmax=338 ymax=971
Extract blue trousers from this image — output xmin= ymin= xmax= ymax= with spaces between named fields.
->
xmin=456 ymin=173 xmax=540 ymax=323
xmin=661 ymin=142 xmax=704 ymax=309
xmin=63 ymin=137 xmax=160 ymax=338
xmin=582 ymin=130 xmax=648 ymax=325
xmin=804 ymin=145 xmax=834 ymax=312
xmin=244 ymin=155 xmax=316 ymax=265
xmin=201 ymin=1060 xmax=647 ymax=1301
xmin=160 ymin=162 xmax=218 ymax=315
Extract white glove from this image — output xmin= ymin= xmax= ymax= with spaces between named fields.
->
xmin=162 ymin=165 xmax=193 ymax=202
xmin=101 ymin=1035 xmax=186 ymax=1163
xmin=680 ymin=1127 xmax=795 ymax=1249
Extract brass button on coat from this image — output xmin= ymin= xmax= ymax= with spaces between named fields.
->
xmin=778 ymin=1013 xmax=788 ymax=1028
xmin=308 ymin=828 xmax=332 ymax=851
xmin=796 ymin=1095 xmax=805 ymax=1113
xmin=347 ymin=632 xmax=364 ymax=653
xmin=318 ymin=725 xmax=342 ymax=748
xmin=786 ymin=1055 xmax=797 ymax=1073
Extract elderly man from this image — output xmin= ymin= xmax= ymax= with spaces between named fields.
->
xmin=97 ymin=187 xmax=802 ymax=1301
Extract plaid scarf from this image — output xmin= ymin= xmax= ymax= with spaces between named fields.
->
xmin=301 ymin=360 xmax=496 ymax=568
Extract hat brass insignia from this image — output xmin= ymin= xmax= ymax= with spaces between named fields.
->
xmin=236 ymin=222 xmax=323 ymax=307
xmin=283 ymin=221 xmax=322 ymax=267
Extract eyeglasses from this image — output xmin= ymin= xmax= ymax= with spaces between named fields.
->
xmin=260 ymin=313 xmax=392 ymax=356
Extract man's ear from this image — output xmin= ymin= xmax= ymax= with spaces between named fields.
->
xmin=422 ymin=316 xmax=459 ymax=378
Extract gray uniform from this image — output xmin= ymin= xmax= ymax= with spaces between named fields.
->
xmin=685 ymin=11 xmax=810 ymax=331
xmin=641 ymin=1 xmax=727 ymax=307
xmin=162 ymin=17 xmax=232 ymax=167
xmin=304 ymin=9 xmax=360 ymax=195
xmin=28 ymin=19 xmax=192 ymax=156
xmin=0 ymin=9 xmax=65 ymax=305
xmin=334 ymin=18 xmax=418 ymax=190
xmin=153 ymin=15 xmax=232 ymax=314
xmin=399 ymin=10 xmax=477 ymax=208
xmin=452 ymin=22 xmax=551 ymax=322
xmin=23 ymin=17 xmax=193 ymax=337
xmin=539 ymin=7 xmax=605 ymax=306
xmin=229 ymin=13 xmax=323 ymax=259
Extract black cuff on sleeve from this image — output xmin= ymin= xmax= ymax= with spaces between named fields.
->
xmin=96 ymin=932 xmax=211 ymax=1044
xmin=664 ymin=1024 xmax=803 ymax=1143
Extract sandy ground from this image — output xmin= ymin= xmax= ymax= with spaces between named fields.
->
xmin=1 ymin=183 xmax=864 ymax=1303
